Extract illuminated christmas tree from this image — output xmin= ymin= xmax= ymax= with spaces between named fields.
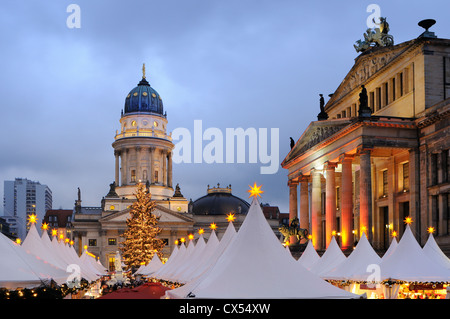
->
xmin=120 ymin=183 xmax=165 ymax=271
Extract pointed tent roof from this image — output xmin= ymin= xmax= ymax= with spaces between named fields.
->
xmin=379 ymin=224 xmax=450 ymax=282
xmin=310 ymin=236 xmax=347 ymax=278
xmin=0 ymin=232 xmax=67 ymax=289
xmin=423 ymin=233 xmax=450 ymax=270
xmin=174 ymin=231 xmax=220 ymax=284
xmin=297 ymin=239 xmax=320 ymax=271
xmin=21 ymin=224 xmax=66 ymax=270
xmin=151 ymin=245 xmax=179 ymax=279
xmin=181 ymin=222 xmax=237 ymax=285
xmin=167 ymin=197 xmax=358 ymax=299
xmin=161 ymin=239 xmax=196 ymax=281
xmin=324 ymin=232 xmax=381 ymax=281
xmin=79 ymin=250 xmax=104 ymax=281
xmin=382 ymin=237 xmax=398 ymax=260
xmin=153 ymin=243 xmax=186 ymax=280
xmin=135 ymin=254 xmax=163 ymax=276
xmin=41 ymin=231 xmax=72 ymax=269
xmin=171 ymin=235 xmax=206 ymax=282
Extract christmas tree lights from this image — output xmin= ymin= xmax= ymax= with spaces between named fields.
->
xmin=120 ymin=183 xmax=165 ymax=271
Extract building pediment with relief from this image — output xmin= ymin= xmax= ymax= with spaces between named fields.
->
xmin=326 ymin=39 xmax=416 ymax=108
xmin=284 ymin=119 xmax=351 ymax=165
xmin=100 ymin=205 xmax=194 ymax=226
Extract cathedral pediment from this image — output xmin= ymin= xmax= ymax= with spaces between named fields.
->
xmin=326 ymin=39 xmax=416 ymax=108
xmin=100 ymin=204 xmax=194 ymax=225
xmin=284 ymin=119 xmax=351 ymax=164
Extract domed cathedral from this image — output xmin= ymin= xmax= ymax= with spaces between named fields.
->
xmin=109 ymin=64 xmax=184 ymax=205
xmin=71 ymin=65 xmax=193 ymax=269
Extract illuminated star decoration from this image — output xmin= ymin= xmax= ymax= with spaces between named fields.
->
xmin=41 ymin=222 xmax=49 ymax=231
xmin=27 ymin=214 xmax=38 ymax=225
xmin=188 ymin=233 xmax=194 ymax=240
xmin=427 ymin=226 xmax=435 ymax=234
xmin=198 ymin=228 xmax=205 ymax=235
xmin=404 ymin=216 xmax=413 ymax=225
xmin=391 ymin=230 xmax=398 ymax=238
xmin=226 ymin=213 xmax=236 ymax=223
xmin=248 ymin=183 xmax=264 ymax=199
xmin=210 ymin=223 xmax=217 ymax=230
xmin=51 ymin=229 xmax=58 ymax=237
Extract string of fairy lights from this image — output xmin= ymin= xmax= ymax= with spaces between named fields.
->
xmin=2 ymin=183 xmax=447 ymax=298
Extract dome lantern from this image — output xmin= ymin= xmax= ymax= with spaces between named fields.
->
xmin=123 ymin=64 xmax=165 ymax=117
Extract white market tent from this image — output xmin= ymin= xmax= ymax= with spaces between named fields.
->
xmin=167 ymin=197 xmax=359 ymax=299
xmin=177 ymin=222 xmax=237 ymax=285
xmin=151 ymin=245 xmax=178 ymax=276
xmin=297 ymin=239 xmax=320 ymax=271
xmin=21 ymin=224 xmax=67 ymax=270
xmin=43 ymin=230 xmax=104 ymax=282
xmin=79 ymin=250 xmax=106 ymax=281
xmin=379 ymin=224 xmax=450 ymax=283
xmin=162 ymin=239 xmax=196 ymax=281
xmin=23 ymin=224 xmax=105 ymax=284
xmin=174 ymin=230 xmax=220 ymax=284
xmin=309 ymin=236 xmax=347 ymax=278
xmin=40 ymin=231 xmax=70 ymax=269
xmin=0 ymin=232 xmax=67 ymax=289
xmin=153 ymin=242 xmax=188 ymax=281
xmin=423 ymin=232 xmax=450 ymax=270
xmin=170 ymin=235 xmax=206 ymax=282
xmin=324 ymin=232 xmax=381 ymax=282
xmin=382 ymin=237 xmax=398 ymax=260
xmin=135 ymin=254 xmax=163 ymax=276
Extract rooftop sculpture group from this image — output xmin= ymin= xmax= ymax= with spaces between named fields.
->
xmin=354 ymin=17 xmax=394 ymax=53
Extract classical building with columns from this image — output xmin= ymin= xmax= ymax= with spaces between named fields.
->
xmin=71 ymin=67 xmax=192 ymax=269
xmin=71 ymin=67 xmax=285 ymax=270
xmin=282 ymin=21 xmax=450 ymax=255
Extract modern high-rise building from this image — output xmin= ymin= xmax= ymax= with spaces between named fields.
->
xmin=3 ymin=178 xmax=52 ymax=239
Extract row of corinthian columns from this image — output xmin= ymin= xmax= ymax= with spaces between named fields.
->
xmin=114 ymin=147 xmax=173 ymax=188
xmin=289 ymin=149 xmax=372 ymax=251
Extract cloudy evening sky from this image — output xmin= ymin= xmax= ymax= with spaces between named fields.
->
xmin=1 ymin=0 xmax=449 ymax=214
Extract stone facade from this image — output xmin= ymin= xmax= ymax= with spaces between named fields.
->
xmin=282 ymin=32 xmax=450 ymax=255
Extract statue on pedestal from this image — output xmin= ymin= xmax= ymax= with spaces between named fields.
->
xmin=317 ymin=94 xmax=329 ymax=121
xmin=278 ymin=217 xmax=309 ymax=244
xmin=358 ymin=85 xmax=372 ymax=117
